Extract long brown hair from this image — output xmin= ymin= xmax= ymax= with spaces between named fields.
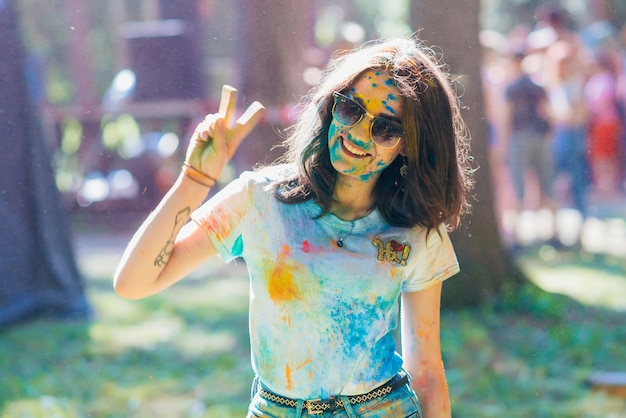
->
xmin=272 ymin=37 xmax=474 ymax=231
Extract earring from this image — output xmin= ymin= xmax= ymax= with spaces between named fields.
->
xmin=400 ymin=156 xmax=408 ymax=177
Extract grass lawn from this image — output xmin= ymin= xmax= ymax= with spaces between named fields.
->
xmin=1 ymin=237 xmax=625 ymax=417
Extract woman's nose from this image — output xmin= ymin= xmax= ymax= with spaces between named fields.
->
xmin=348 ymin=115 xmax=373 ymax=147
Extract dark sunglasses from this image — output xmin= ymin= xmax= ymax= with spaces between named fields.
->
xmin=332 ymin=92 xmax=404 ymax=149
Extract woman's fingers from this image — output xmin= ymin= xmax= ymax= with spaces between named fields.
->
xmin=232 ymin=101 xmax=266 ymax=144
xmin=218 ymin=85 xmax=238 ymax=127
xmin=191 ymin=86 xmax=265 ymax=162
xmin=196 ymin=114 xmax=218 ymax=141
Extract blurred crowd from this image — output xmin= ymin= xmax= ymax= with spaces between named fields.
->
xmin=481 ymin=4 xmax=626 ymax=246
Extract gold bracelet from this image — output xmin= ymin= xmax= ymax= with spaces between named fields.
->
xmin=182 ymin=163 xmax=217 ymax=188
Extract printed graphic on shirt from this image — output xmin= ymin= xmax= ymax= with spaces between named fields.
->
xmin=372 ymin=238 xmax=411 ymax=266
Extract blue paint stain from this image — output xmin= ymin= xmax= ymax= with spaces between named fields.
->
xmin=385 ymin=105 xmax=396 ymax=114
xmin=372 ymin=83 xmax=378 ymax=88
xmin=325 ymin=295 xmax=397 ymax=359
xmin=231 ymin=235 xmax=244 ymax=257
xmin=387 ymin=93 xmax=398 ymax=101
xmin=330 ymin=300 xmax=371 ymax=353
xmin=329 ymin=139 xmax=342 ymax=160
xmin=347 ymin=132 xmax=368 ymax=148
xmin=381 ymin=100 xmax=398 ymax=115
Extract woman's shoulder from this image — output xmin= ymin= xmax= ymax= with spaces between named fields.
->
xmin=238 ymin=163 xmax=297 ymax=187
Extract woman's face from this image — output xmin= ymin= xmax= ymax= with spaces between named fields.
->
xmin=328 ymin=70 xmax=405 ymax=182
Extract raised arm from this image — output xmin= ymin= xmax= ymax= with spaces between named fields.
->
xmin=113 ymin=86 xmax=265 ymax=299
xmin=401 ymin=282 xmax=451 ymax=418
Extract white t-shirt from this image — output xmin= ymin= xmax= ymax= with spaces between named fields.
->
xmin=192 ymin=165 xmax=459 ymax=399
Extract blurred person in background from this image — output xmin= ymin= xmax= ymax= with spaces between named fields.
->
xmin=617 ymin=24 xmax=626 ymax=192
xmin=498 ymin=46 xmax=556 ymax=245
xmin=584 ymin=50 xmax=624 ymax=199
xmin=543 ymin=39 xmax=590 ymax=215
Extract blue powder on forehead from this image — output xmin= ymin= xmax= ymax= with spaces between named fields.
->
xmin=387 ymin=93 xmax=398 ymax=101
xmin=385 ymin=79 xmax=397 ymax=87
xmin=384 ymin=104 xmax=397 ymax=114
xmin=372 ymin=83 xmax=378 ymax=87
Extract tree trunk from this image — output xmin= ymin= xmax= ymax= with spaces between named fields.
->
xmin=0 ymin=0 xmax=90 ymax=326
xmin=232 ymin=0 xmax=313 ymax=172
xmin=411 ymin=0 xmax=524 ymax=307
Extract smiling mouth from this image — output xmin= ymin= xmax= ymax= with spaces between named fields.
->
xmin=340 ymin=137 xmax=370 ymax=158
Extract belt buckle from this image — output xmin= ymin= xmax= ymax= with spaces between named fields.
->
xmin=305 ymin=399 xmax=323 ymax=415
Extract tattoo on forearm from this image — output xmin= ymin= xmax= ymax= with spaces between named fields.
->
xmin=154 ymin=207 xmax=191 ymax=267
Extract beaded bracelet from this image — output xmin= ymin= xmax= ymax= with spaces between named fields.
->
xmin=182 ymin=162 xmax=217 ymax=188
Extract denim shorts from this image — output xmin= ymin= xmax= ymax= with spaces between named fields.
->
xmin=246 ymin=373 xmax=423 ymax=418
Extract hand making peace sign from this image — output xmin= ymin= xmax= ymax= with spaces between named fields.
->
xmin=185 ymin=85 xmax=265 ymax=183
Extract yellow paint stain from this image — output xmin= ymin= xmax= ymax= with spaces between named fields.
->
xmin=267 ymin=245 xmax=301 ymax=302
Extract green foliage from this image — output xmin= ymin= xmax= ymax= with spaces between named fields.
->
xmin=442 ymin=287 xmax=626 ymax=417
xmin=0 ymin=269 xmax=252 ymax=417
xmin=60 ymin=117 xmax=83 ymax=155
xmin=101 ymin=114 xmax=141 ymax=153
xmin=54 ymin=117 xmax=84 ymax=193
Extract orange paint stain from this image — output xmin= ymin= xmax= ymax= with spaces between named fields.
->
xmin=285 ymin=364 xmax=293 ymax=390
xmin=196 ymin=207 xmax=231 ymax=241
xmin=267 ymin=245 xmax=301 ymax=302
xmin=297 ymin=357 xmax=313 ymax=369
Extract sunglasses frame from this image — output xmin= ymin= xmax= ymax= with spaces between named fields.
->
xmin=331 ymin=91 xmax=404 ymax=149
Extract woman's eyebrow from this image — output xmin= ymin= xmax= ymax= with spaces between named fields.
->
xmin=351 ymin=95 xmax=402 ymax=125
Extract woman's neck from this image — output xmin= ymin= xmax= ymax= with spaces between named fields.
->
xmin=330 ymin=174 xmax=377 ymax=221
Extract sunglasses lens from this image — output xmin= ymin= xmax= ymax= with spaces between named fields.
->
xmin=334 ymin=97 xmax=362 ymax=126
xmin=371 ymin=120 xmax=403 ymax=147
xmin=333 ymin=92 xmax=403 ymax=148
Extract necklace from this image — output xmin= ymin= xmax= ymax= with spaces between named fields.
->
xmin=331 ymin=218 xmax=355 ymax=248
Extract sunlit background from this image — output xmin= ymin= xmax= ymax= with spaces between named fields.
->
xmin=2 ymin=0 xmax=626 ymax=416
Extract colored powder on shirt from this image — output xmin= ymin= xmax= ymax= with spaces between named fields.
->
xmin=267 ymin=244 xmax=301 ymax=302
xmin=195 ymin=206 xmax=231 ymax=242
xmin=231 ymin=235 xmax=243 ymax=257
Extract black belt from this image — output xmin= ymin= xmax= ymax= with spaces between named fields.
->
xmin=257 ymin=371 xmax=410 ymax=415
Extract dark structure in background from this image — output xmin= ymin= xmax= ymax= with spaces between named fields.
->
xmin=123 ymin=0 xmax=205 ymax=102
xmin=0 ymin=0 xmax=90 ymax=326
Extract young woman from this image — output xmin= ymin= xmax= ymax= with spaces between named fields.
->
xmin=115 ymin=37 xmax=473 ymax=418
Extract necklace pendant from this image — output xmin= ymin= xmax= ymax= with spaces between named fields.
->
xmin=336 ymin=238 xmax=344 ymax=247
